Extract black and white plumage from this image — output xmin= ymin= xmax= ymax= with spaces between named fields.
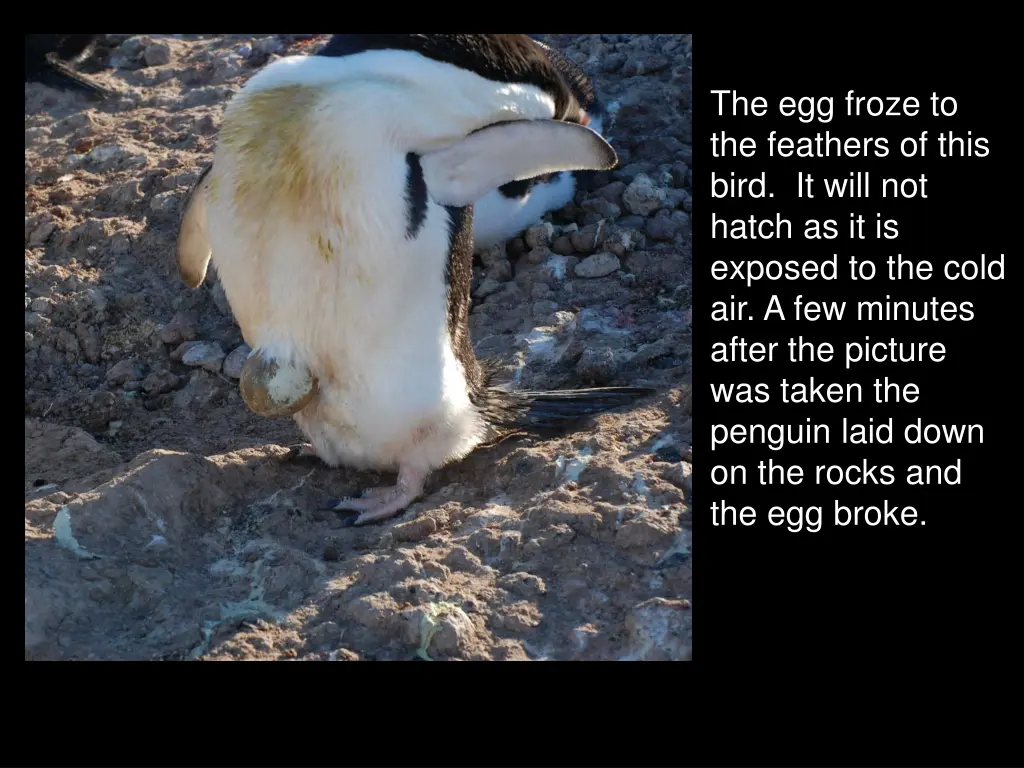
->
xmin=24 ymin=34 xmax=113 ymax=100
xmin=472 ymin=38 xmax=607 ymax=249
xmin=176 ymin=34 xmax=653 ymax=524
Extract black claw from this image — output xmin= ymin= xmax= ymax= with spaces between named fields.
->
xmin=335 ymin=510 xmax=362 ymax=527
xmin=322 ymin=501 xmax=393 ymax=528
xmin=282 ymin=444 xmax=323 ymax=466
xmin=321 ymin=498 xmax=359 ymax=519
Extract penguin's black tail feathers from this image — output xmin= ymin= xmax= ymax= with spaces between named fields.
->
xmin=477 ymin=385 xmax=656 ymax=433
xmin=471 ymin=358 xmax=655 ymax=433
xmin=35 ymin=59 xmax=115 ymax=100
xmin=519 ymin=387 xmax=656 ymax=429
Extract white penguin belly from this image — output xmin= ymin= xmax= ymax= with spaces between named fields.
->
xmin=206 ymin=190 xmax=485 ymax=473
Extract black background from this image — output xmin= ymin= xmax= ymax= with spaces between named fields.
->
xmin=691 ymin=31 xmax=1020 ymax=762
xmin=700 ymin=31 xmax=1017 ymax=673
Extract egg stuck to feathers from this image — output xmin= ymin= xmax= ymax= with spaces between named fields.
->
xmin=239 ymin=350 xmax=319 ymax=418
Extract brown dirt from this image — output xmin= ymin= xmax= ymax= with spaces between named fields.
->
xmin=24 ymin=34 xmax=692 ymax=660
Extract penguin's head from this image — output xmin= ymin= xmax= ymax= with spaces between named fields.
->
xmin=503 ymin=36 xmax=608 ymax=197
xmin=528 ymin=36 xmax=606 ymax=134
xmin=308 ymin=34 xmax=618 ymax=207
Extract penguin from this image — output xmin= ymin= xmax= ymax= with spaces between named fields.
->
xmin=471 ymin=38 xmax=606 ymax=250
xmin=24 ymin=34 xmax=114 ymax=100
xmin=176 ymin=34 xmax=655 ymax=525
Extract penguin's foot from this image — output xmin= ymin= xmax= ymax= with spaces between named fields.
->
xmin=281 ymin=442 xmax=322 ymax=465
xmin=324 ymin=466 xmax=428 ymax=526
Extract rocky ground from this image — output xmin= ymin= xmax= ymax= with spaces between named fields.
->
xmin=24 ymin=34 xmax=692 ymax=660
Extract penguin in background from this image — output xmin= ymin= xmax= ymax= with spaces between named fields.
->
xmin=25 ymin=34 xmax=114 ymax=100
xmin=176 ymin=34 xmax=654 ymax=525
xmin=471 ymin=38 xmax=607 ymax=250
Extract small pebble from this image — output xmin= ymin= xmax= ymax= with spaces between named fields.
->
xmin=617 ymin=215 xmax=646 ymax=230
xmin=222 ymin=344 xmax=251 ymax=379
xmin=575 ymin=252 xmax=621 ymax=279
xmin=150 ymin=191 xmax=179 ymax=218
xmin=443 ymin=545 xmax=484 ymax=573
xmin=159 ymin=311 xmax=198 ymax=345
xmin=570 ymin=224 xmax=600 ymax=254
xmin=474 ymin=278 xmax=503 ymax=298
xmin=551 ymin=235 xmax=575 ymax=255
xmin=392 ymin=516 xmax=437 ymax=543
xmin=646 ymin=210 xmax=685 ymax=241
xmin=613 ymin=162 xmax=652 ymax=184
xmin=533 ymin=300 xmax=559 ymax=321
xmin=506 ymin=237 xmax=526 ymax=258
xmin=526 ymin=246 xmax=552 ymax=265
xmin=622 ymin=174 xmax=667 ymax=216
xmin=170 ymin=340 xmax=202 ymax=362
xmin=143 ymin=42 xmax=171 ymax=67
xmin=595 ymin=181 xmax=627 ymax=203
xmin=524 ymin=222 xmax=554 ymax=249
xmin=30 ymin=297 xmax=54 ymax=315
xmin=581 ymin=198 xmax=620 ymax=220
xmin=141 ymin=370 xmax=180 ymax=394
xmin=670 ymin=161 xmax=689 ymax=188
xmin=477 ymin=243 xmax=506 ymax=267
xmin=181 ymin=342 xmax=226 ymax=373
xmin=485 ymin=260 xmax=512 ymax=282
xmin=576 ymin=347 xmax=618 ymax=384
xmin=603 ymin=227 xmax=642 ymax=257
xmin=105 ymin=358 xmax=146 ymax=385
xmin=601 ymin=52 xmax=627 ymax=73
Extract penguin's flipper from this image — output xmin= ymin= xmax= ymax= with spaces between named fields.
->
xmin=177 ymin=163 xmax=214 ymax=288
xmin=420 ymin=118 xmax=618 ymax=208
xmin=517 ymin=387 xmax=657 ymax=430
